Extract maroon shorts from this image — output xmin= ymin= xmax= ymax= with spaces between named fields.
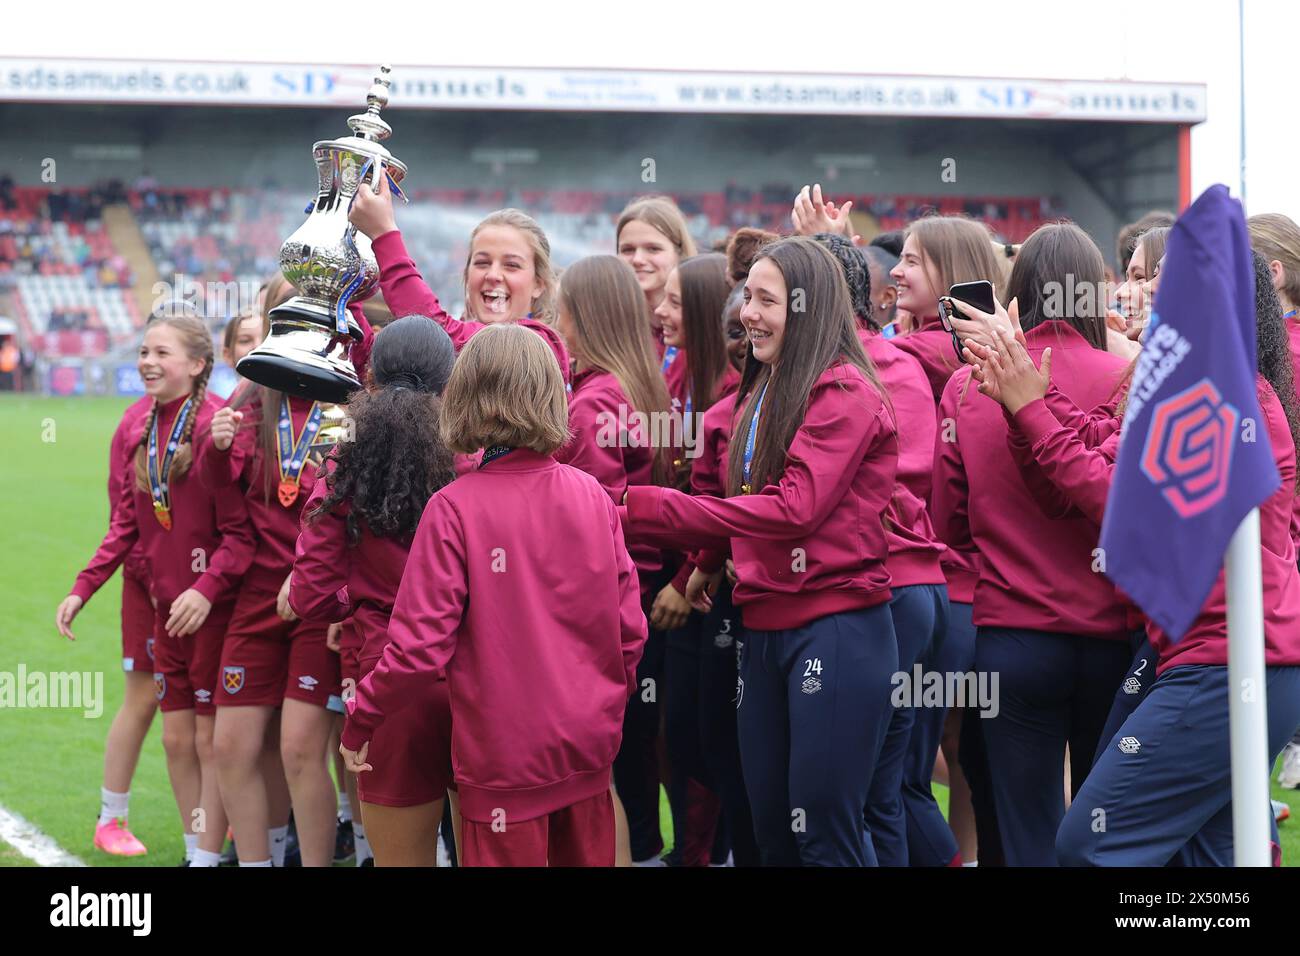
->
xmin=215 ymin=586 xmax=342 ymax=712
xmin=460 ymin=790 xmax=615 ymax=867
xmin=338 ymin=621 xmax=363 ymax=691
xmin=354 ymin=653 xmax=453 ymax=807
xmin=151 ymin=601 xmax=230 ymax=715
xmin=120 ymin=572 xmax=156 ymax=673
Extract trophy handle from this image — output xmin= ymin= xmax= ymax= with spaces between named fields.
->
xmin=355 ymin=156 xmax=407 ymax=204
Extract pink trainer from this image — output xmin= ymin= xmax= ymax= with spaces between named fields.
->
xmin=94 ymin=818 xmax=148 ymax=857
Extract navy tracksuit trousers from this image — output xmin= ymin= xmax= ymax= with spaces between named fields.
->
xmin=975 ymin=626 xmax=1132 ymax=866
xmin=1058 ymin=664 xmax=1300 ymax=866
xmin=738 ymin=604 xmax=897 ymax=866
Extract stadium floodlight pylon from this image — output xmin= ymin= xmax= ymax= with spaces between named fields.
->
xmin=237 ymin=64 xmax=408 ymax=404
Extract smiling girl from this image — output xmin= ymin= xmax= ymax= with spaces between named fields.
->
xmin=1112 ymin=227 xmax=1169 ymax=346
xmin=885 ymin=214 xmax=1007 ymax=866
xmin=76 ymin=388 xmax=156 ymax=858
xmin=623 ymin=236 xmax=900 ymax=866
xmin=58 ymin=311 xmax=255 ymax=867
xmin=348 ymin=176 xmax=569 ymax=378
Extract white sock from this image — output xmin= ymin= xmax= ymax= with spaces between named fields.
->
xmin=337 ymin=792 xmax=353 ymax=824
xmin=191 ymin=848 xmax=222 ymax=868
xmin=269 ymin=825 xmax=289 ymax=867
xmin=962 ymin=860 xmax=979 ymax=867
xmin=436 ymin=832 xmax=451 ymax=868
xmin=632 ymin=855 xmax=666 ymax=867
xmin=99 ymin=788 xmax=130 ymax=826
xmin=354 ymin=822 xmax=373 ymax=866
xmin=239 ymin=859 xmax=273 ymax=867
xmin=183 ymin=833 xmax=199 ymax=862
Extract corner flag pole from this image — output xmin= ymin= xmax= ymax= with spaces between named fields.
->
xmin=1225 ymin=506 xmax=1270 ymax=866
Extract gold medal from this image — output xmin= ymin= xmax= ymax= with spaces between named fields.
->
xmin=277 ymin=398 xmax=321 ymax=509
xmin=278 ymin=479 xmax=300 ymax=508
xmin=154 ymin=502 xmax=172 ymax=531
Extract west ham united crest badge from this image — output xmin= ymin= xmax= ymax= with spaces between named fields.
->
xmin=223 ymin=665 xmax=246 ymax=695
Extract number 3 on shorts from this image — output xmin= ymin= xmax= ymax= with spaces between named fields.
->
xmin=803 ymin=658 xmax=823 ymax=677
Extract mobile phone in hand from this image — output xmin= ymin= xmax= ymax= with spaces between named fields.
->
xmin=939 ymin=279 xmax=996 ymax=360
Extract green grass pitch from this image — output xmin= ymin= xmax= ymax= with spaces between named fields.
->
xmin=0 ymin=395 xmax=1296 ymax=866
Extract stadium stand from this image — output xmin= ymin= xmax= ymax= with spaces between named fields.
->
xmin=0 ymin=178 xmax=1056 ymax=360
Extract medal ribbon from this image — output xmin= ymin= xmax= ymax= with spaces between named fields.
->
xmin=480 ymin=445 xmax=514 ymax=468
xmin=661 ymin=344 xmax=678 ymax=376
xmin=741 ymin=381 xmax=769 ymax=494
xmin=147 ymin=397 xmax=194 ymax=530
xmin=277 ymin=397 xmax=323 ymax=504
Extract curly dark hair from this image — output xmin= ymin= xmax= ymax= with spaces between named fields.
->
xmin=309 ymin=316 xmax=458 ymax=543
xmin=1253 ymin=252 xmax=1300 ymax=477
xmin=813 ymin=232 xmax=872 ymax=329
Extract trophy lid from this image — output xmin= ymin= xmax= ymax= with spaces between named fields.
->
xmin=347 ymin=65 xmax=395 ymax=143
xmin=314 ymin=63 xmax=407 ymax=182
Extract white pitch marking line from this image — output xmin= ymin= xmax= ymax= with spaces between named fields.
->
xmin=0 ymin=802 xmax=86 ymax=867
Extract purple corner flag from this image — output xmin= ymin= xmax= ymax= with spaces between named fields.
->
xmin=1101 ymin=185 xmax=1280 ymax=641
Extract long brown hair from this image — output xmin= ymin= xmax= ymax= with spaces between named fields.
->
xmin=133 ymin=315 xmax=214 ymax=493
xmin=1006 ymin=222 xmax=1109 ymax=350
xmin=726 ymin=237 xmax=886 ymax=497
xmin=560 ymin=255 xmax=675 ymax=483
xmin=678 ymin=253 xmax=732 ymax=413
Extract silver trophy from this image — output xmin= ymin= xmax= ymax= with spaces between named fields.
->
xmin=237 ymin=65 xmax=407 ymax=403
